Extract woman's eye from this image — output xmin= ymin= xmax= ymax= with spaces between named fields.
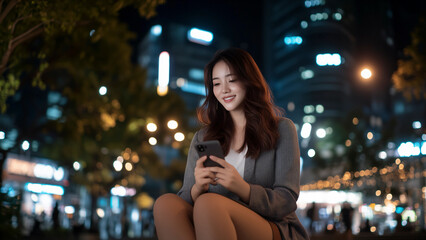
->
xmin=213 ymin=83 xmax=220 ymax=86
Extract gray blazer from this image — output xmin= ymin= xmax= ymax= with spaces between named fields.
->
xmin=177 ymin=118 xmax=309 ymax=239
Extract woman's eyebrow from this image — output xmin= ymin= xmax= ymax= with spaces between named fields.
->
xmin=212 ymin=74 xmax=235 ymax=81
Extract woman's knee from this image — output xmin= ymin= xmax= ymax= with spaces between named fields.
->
xmin=153 ymin=193 xmax=186 ymax=217
xmin=193 ymin=193 xmax=227 ymax=215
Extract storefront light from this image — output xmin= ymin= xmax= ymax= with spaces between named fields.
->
xmin=25 ymin=183 xmax=64 ymax=195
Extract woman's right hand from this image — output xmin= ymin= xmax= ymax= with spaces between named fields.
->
xmin=192 ymin=156 xmax=216 ymax=198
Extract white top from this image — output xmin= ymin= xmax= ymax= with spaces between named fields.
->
xmin=225 ymin=145 xmax=247 ymax=178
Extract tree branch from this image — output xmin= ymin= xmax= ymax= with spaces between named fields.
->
xmin=10 ymin=15 xmax=30 ymax=34
xmin=11 ymin=22 xmax=43 ymax=44
xmin=0 ymin=24 xmax=44 ymax=75
xmin=0 ymin=0 xmax=18 ymax=24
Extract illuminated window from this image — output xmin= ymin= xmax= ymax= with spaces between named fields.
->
xmin=301 ymin=69 xmax=314 ymax=79
xmin=187 ymin=28 xmax=213 ymax=45
xmin=284 ymin=36 xmax=303 ymax=45
xmin=151 ymin=25 xmax=162 ymax=36
xmin=316 ymin=53 xmax=342 ymax=66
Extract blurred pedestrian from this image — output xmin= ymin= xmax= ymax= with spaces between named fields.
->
xmin=52 ymin=202 xmax=60 ymax=230
xmin=153 ymin=48 xmax=309 ymax=240
xmin=307 ymin=202 xmax=318 ymax=233
xmin=340 ymin=202 xmax=354 ymax=232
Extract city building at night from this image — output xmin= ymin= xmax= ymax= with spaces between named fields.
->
xmin=138 ymin=22 xmax=231 ymax=110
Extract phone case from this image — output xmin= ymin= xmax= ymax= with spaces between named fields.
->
xmin=195 ymin=140 xmax=225 ymax=168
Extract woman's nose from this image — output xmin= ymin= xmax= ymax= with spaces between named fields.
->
xmin=222 ymin=83 xmax=230 ymax=93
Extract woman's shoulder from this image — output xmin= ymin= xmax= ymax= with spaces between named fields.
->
xmin=193 ymin=126 xmax=208 ymax=142
xmin=277 ymin=117 xmax=297 ymax=130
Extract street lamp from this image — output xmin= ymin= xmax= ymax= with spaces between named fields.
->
xmin=360 ymin=68 xmax=372 ymax=80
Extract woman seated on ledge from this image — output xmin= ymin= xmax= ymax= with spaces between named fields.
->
xmin=153 ymin=48 xmax=309 ymax=240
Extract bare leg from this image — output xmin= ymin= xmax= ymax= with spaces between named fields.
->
xmin=193 ymin=193 xmax=273 ymax=240
xmin=153 ymin=193 xmax=195 ymax=240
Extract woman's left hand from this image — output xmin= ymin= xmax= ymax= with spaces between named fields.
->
xmin=207 ymin=155 xmax=251 ymax=203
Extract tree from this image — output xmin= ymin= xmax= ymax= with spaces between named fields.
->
xmin=0 ymin=0 xmax=165 ymax=112
xmin=392 ymin=15 xmax=426 ymax=101
xmin=0 ymin=0 xmax=196 ymax=236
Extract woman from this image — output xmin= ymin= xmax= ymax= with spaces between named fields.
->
xmin=154 ymin=48 xmax=308 ymax=240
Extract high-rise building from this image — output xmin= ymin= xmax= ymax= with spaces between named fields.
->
xmin=263 ymin=0 xmax=359 ymax=169
xmin=138 ymin=22 xmax=231 ymax=111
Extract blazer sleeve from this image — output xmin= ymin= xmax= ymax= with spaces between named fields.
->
xmin=248 ymin=118 xmax=301 ymax=220
xmin=177 ymin=130 xmax=201 ymax=205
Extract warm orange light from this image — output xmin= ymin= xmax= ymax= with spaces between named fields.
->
xmin=360 ymin=68 xmax=372 ymax=80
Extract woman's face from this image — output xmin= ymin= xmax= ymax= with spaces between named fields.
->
xmin=212 ymin=60 xmax=246 ymax=113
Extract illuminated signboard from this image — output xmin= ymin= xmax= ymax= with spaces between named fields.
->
xmin=6 ymin=158 xmax=65 ymax=181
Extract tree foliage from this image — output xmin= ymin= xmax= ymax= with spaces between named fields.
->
xmin=392 ymin=15 xmax=426 ymax=101
xmin=0 ymin=0 xmax=194 ymax=199
xmin=0 ymin=0 xmax=165 ymax=112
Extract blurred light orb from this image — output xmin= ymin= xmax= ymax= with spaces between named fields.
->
xmin=150 ymin=25 xmax=162 ymax=36
xmin=360 ymin=68 xmax=372 ymax=79
xmin=308 ymin=149 xmax=316 ymax=157
xmin=167 ymin=120 xmax=178 ymax=130
xmin=73 ymin=161 xmax=81 ymax=171
xmin=316 ymin=128 xmax=326 ymax=138
xmin=96 ymin=208 xmax=105 ymax=218
xmin=174 ymin=132 xmax=185 ymax=142
xmin=99 ymin=86 xmax=107 ymax=95
xmin=125 ymin=162 xmax=133 ymax=171
xmin=22 ymin=140 xmax=30 ymax=151
xmin=412 ymin=121 xmax=421 ymax=129
xmin=147 ymin=123 xmax=157 ymax=132
xmin=113 ymin=160 xmax=123 ymax=172
xmin=367 ymin=132 xmax=373 ymax=140
xmin=0 ymin=131 xmax=5 ymax=139
xmin=149 ymin=137 xmax=157 ymax=145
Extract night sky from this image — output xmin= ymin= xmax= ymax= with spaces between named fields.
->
xmin=121 ymin=0 xmax=426 ymax=71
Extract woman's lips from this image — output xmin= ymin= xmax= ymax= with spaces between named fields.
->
xmin=223 ymin=96 xmax=235 ymax=103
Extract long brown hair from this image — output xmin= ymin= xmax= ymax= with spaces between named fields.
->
xmin=197 ymin=48 xmax=283 ymax=159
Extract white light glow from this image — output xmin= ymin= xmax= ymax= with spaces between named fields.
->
xmin=167 ymin=120 xmax=178 ymax=130
xmin=308 ymin=149 xmax=316 ymax=157
xmin=316 ymin=128 xmax=326 ymax=138
xmin=316 ymin=105 xmax=324 ymax=113
xmin=300 ymin=21 xmax=308 ymax=29
xmin=125 ymin=162 xmax=133 ymax=171
xmin=147 ymin=123 xmax=157 ymax=132
xmin=188 ymin=28 xmax=213 ymax=45
xmin=158 ymin=51 xmax=170 ymax=95
xmin=64 ymin=206 xmax=75 ymax=214
xmin=150 ymin=25 xmax=162 ymax=36
xmin=25 ymin=183 xmax=64 ymax=195
xmin=298 ymin=190 xmax=362 ymax=205
xmin=361 ymin=69 xmax=372 ymax=79
xmin=301 ymin=123 xmax=312 ymax=139
xmin=149 ymin=137 xmax=157 ymax=145
xmin=22 ymin=140 xmax=30 ymax=151
xmin=96 ymin=208 xmax=105 ymax=218
xmin=73 ymin=161 xmax=81 ymax=171
xmin=99 ymin=86 xmax=107 ymax=95
xmin=316 ymin=53 xmax=341 ymax=66
xmin=113 ymin=160 xmax=123 ymax=172
xmin=412 ymin=121 xmax=421 ymax=129
xmin=378 ymin=151 xmax=387 ymax=159
xmin=0 ymin=131 xmax=4 ymax=139
xmin=174 ymin=132 xmax=185 ymax=142
xmin=53 ymin=167 xmax=64 ymax=181
xmin=34 ymin=164 xmax=54 ymax=179
xmin=301 ymin=69 xmax=314 ymax=79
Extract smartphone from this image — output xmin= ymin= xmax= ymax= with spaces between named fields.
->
xmin=195 ymin=140 xmax=225 ymax=168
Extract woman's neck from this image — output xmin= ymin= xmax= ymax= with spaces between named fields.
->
xmin=230 ymin=110 xmax=246 ymax=151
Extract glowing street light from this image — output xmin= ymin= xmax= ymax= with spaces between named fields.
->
xmin=360 ymin=68 xmax=372 ymax=80
xmin=147 ymin=123 xmax=157 ymax=132
xmin=167 ymin=120 xmax=178 ymax=130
